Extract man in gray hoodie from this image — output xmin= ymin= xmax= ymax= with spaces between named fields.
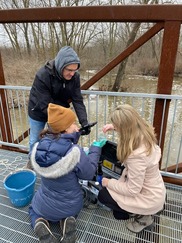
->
xmin=28 ymin=46 xmax=89 ymax=158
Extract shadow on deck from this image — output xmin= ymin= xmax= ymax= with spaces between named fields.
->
xmin=0 ymin=149 xmax=182 ymax=243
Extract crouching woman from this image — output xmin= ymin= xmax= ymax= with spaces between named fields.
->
xmin=98 ymin=104 xmax=166 ymax=233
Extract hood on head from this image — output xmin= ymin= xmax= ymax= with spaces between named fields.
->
xmin=55 ymin=46 xmax=80 ymax=77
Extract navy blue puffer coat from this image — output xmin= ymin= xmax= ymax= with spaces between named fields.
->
xmin=30 ymin=132 xmax=101 ymax=222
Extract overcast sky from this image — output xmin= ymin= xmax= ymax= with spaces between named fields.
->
xmin=0 ymin=2 xmax=182 ymax=47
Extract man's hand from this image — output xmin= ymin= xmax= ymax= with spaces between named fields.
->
xmin=80 ymin=124 xmax=91 ymax=135
xmin=80 ymin=122 xmax=97 ymax=135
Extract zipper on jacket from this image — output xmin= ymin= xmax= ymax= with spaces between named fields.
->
xmin=63 ymin=82 xmax=65 ymax=88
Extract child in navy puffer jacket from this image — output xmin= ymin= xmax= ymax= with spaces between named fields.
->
xmin=29 ymin=103 xmax=103 ymax=243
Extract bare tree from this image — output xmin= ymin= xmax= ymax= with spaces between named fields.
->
xmin=1 ymin=0 xmax=178 ymax=78
xmin=1 ymin=0 xmax=32 ymax=56
xmin=3 ymin=23 xmax=22 ymax=56
xmin=112 ymin=0 xmax=161 ymax=91
xmin=112 ymin=22 xmax=141 ymax=91
xmin=0 ymin=0 xmax=101 ymax=58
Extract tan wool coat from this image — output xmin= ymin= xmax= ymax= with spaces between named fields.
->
xmin=107 ymin=144 xmax=166 ymax=215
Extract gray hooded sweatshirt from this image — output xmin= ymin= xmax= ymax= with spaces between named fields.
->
xmin=55 ymin=46 xmax=80 ymax=76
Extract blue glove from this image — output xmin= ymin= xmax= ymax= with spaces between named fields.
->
xmin=92 ymin=138 xmax=107 ymax=148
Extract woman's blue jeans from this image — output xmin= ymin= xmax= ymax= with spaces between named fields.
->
xmin=28 ymin=116 xmax=46 ymax=154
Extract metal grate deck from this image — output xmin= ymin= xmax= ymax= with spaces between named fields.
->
xmin=0 ymin=149 xmax=182 ymax=243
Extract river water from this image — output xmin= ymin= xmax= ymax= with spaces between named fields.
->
xmin=86 ymin=74 xmax=182 ymax=95
xmin=10 ymin=75 xmax=182 ymax=168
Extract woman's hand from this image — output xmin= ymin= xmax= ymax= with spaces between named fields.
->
xmin=102 ymin=124 xmax=114 ymax=133
xmin=102 ymin=177 xmax=110 ymax=187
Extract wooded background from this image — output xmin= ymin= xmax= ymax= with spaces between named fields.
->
xmin=0 ymin=0 xmax=181 ymax=91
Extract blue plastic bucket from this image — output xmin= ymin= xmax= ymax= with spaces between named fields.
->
xmin=3 ymin=169 xmax=36 ymax=207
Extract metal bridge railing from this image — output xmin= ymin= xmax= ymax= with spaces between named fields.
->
xmin=0 ymin=85 xmax=182 ymax=181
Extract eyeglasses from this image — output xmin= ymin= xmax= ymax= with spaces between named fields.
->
xmin=64 ymin=67 xmax=78 ymax=73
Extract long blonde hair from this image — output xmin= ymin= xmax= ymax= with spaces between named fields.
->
xmin=110 ymin=104 xmax=157 ymax=162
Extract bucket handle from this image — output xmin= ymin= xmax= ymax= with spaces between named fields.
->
xmin=3 ymin=168 xmax=36 ymax=183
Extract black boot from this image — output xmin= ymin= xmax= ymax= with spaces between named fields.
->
xmin=60 ymin=216 xmax=76 ymax=243
xmin=34 ymin=218 xmax=59 ymax=243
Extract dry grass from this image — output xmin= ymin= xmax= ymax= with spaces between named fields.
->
xmin=1 ymin=49 xmax=182 ymax=87
xmin=2 ymin=52 xmax=44 ymax=86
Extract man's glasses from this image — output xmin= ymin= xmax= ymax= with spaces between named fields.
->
xmin=64 ymin=67 xmax=78 ymax=73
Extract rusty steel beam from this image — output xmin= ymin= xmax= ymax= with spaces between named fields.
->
xmin=157 ymin=21 xmax=181 ymax=95
xmin=0 ymin=54 xmax=13 ymax=143
xmin=13 ymin=129 xmax=30 ymax=144
xmin=0 ymin=146 xmax=28 ymax=154
xmin=162 ymin=163 xmax=182 ymax=174
xmin=153 ymin=21 xmax=181 ymax=167
xmin=0 ymin=5 xmax=182 ymax=23
xmin=163 ymin=176 xmax=182 ymax=186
